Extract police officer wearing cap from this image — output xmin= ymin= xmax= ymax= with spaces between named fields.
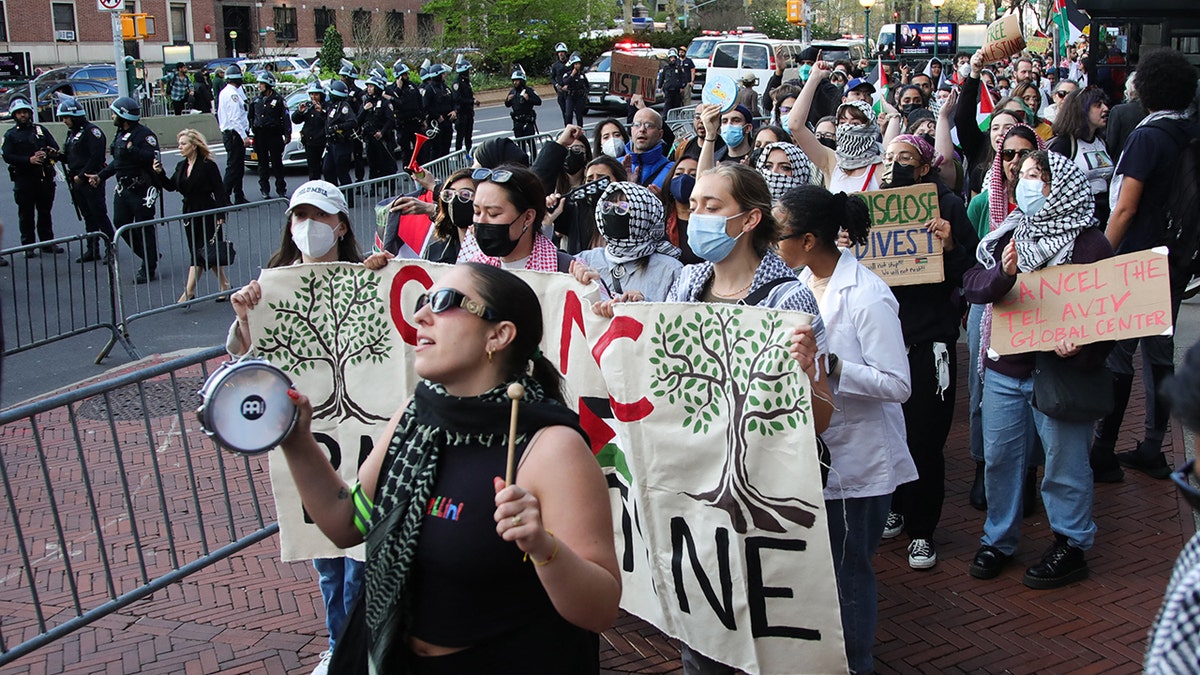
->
xmin=550 ymin=42 xmax=570 ymax=125
xmin=250 ymin=71 xmax=291 ymax=199
xmin=561 ymin=52 xmax=588 ymax=127
xmin=506 ymin=66 xmax=541 ymax=138
xmin=658 ymin=49 xmax=688 ymax=119
xmin=422 ymin=64 xmax=454 ymax=161
xmin=338 ymin=62 xmax=367 ymax=182
xmin=388 ymin=61 xmax=424 ymax=168
xmin=88 ymin=97 xmax=160 ymax=283
xmin=450 ymin=59 xmax=479 ymax=151
xmin=2 ymin=98 xmax=61 ymax=256
xmin=292 ymin=82 xmax=327 ymax=181
xmin=359 ymin=71 xmax=398 ymax=181
xmin=323 ymin=80 xmax=358 ymax=199
xmin=217 ymin=64 xmax=250 ymax=204
xmin=58 ymin=97 xmax=114 ymax=263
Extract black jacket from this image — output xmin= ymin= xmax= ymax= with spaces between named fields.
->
xmin=422 ymin=77 xmax=454 ymax=124
xmin=389 ymin=79 xmax=424 ymax=124
xmin=451 ymin=74 xmax=476 ymax=114
xmin=98 ymin=123 xmax=158 ymax=183
xmin=292 ymin=99 xmax=327 ymax=146
xmin=62 ymin=121 xmax=107 ymax=181
xmin=161 ymin=157 xmax=229 ymax=214
xmin=325 ymin=98 xmax=359 ymax=145
xmin=251 ymin=89 xmax=291 ymax=136
xmin=358 ymin=90 xmax=395 ymax=137
xmin=506 ymin=85 xmax=542 ymax=119
xmin=2 ymin=121 xmax=59 ymax=184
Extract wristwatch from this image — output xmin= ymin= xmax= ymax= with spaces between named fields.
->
xmin=827 ymin=352 xmax=840 ymax=377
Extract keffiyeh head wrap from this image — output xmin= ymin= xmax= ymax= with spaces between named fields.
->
xmin=755 ymin=142 xmax=813 ymax=201
xmin=835 ymin=100 xmax=882 ymax=171
xmin=987 ymin=123 xmax=1045 ymax=231
xmin=595 ymin=181 xmax=677 ymax=263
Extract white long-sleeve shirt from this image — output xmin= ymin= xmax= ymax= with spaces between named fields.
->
xmin=217 ymin=84 xmax=249 ymax=139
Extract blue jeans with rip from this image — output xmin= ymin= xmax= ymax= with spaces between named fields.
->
xmin=314 ymin=556 xmax=364 ymax=650
xmin=827 ymin=494 xmax=891 ymax=675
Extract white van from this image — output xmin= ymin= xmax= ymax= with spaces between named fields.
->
xmin=705 ymin=38 xmax=803 ymax=104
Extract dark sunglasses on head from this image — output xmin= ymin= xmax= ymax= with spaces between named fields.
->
xmin=470 ymin=167 xmax=514 ymax=184
xmin=414 ymin=287 xmax=499 ymax=321
xmin=1172 ymin=460 xmax=1200 ymax=513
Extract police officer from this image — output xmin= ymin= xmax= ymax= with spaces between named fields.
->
xmin=550 ymin=42 xmax=570 ymax=125
xmin=422 ymin=63 xmax=454 ymax=161
xmin=338 ymin=62 xmax=366 ymax=182
xmin=451 ymin=58 xmax=479 ymax=151
xmin=561 ymin=52 xmax=588 ymax=127
xmin=388 ymin=61 xmax=424 ymax=168
xmin=89 ymin=97 xmax=160 ymax=283
xmin=58 ymin=96 xmax=115 ymax=263
xmin=359 ymin=70 xmax=398 ymax=181
xmin=658 ymin=49 xmax=688 ymax=119
xmin=323 ymin=80 xmax=358 ymax=200
xmin=1 ymin=98 xmax=61 ymax=256
xmin=250 ymin=71 xmax=290 ymax=199
xmin=506 ymin=65 xmax=541 ymax=137
xmin=217 ymin=64 xmax=249 ymax=204
xmin=292 ymin=81 xmax=327 ymax=181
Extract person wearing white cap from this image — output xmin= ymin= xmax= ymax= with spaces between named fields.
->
xmin=551 ymin=42 xmax=571 ymax=125
xmin=226 ymin=179 xmax=388 ymax=675
xmin=562 ymin=52 xmax=588 ymax=126
xmin=658 ymin=49 xmax=688 ymax=118
xmin=506 ymin=66 xmax=542 ymax=137
xmin=388 ymin=62 xmax=425 ymax=167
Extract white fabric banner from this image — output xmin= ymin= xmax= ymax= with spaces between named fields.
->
xmin=248 ymin=260 xmax=846 ymax=674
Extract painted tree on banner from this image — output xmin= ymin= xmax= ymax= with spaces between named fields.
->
xmin=648 ymin=306 xmax=818 ymax=535
xmin=259 ymin=268 xmax=392 ymax=423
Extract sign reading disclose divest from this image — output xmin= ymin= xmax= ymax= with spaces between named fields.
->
xmin=988 ymin=247 xmax=1175 ymax=356
xmin=850 ymin=184 xmax=943 ymax=286
xmin=609 ymin=52 xmax=660 ymax=103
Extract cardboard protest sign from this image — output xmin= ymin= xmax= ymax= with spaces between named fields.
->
xmin=1026 ymin=36 xmax=1051 ymax=55
xmin=850 ymin=184 xmax=944 ymax=286
xmin=609 ymin=52 xmax=660 ymax=103
xmin=979 ymin=14 xmax=1025 ymax=65
xmin=248 ymin=261 xmax=846 ymax=673
xmin=988 ymin=247 xmax=1174 ymax=356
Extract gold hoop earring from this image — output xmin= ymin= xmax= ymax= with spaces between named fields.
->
xmin=487 ymin=349 xmax=493 ymax=364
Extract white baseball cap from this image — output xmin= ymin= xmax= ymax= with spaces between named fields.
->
xmin=288 ymin=180 xmax=349 ymax=218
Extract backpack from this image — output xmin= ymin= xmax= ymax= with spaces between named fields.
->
xmin=1145 ymin=119 xmax=1200 ymax=289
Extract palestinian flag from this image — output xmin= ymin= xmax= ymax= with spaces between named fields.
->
xmin=1053 ymin=0 xmax=1084 ymax=53
xmin=866 ymin=57 xmax=890 ymax=116
xmin=977 ymin=80 xmax=995 ymax=132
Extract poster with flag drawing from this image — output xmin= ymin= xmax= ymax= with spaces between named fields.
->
xmin=248 ymin=260 xmax=846 ymax=674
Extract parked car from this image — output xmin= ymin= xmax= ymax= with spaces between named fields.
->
xmin=0 ymin=78 xmax=118 ymax=121
xmin=238 ymin=56 xmax=313 ymax=80
xmin=706 ymin=37 xmax=804 ymax=102
xmin=70 ymin=64 xmax=117 ymax=82
xmin=246 ymin=89 xmax=310 ymax=170
xmin=585 ymin=42 xmax=670 ymax=113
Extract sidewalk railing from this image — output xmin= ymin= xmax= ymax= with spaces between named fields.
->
xmin=0 ymin=345 xmax=278 ymax=666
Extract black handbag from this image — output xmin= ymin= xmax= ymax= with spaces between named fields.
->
xmin=203 ymin=235 xmax=236 ymax=267
xmin=1032 ymin=352 xmax=1115 ymax=422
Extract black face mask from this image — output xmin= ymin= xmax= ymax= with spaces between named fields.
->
xmin=473 ymin=219 xmax=526 ymax=258
xmin=918 ymin=133 xmax=936 ymax=147
xmin=900 ymin=103 xmax=922 ymax=116
xmin=600 ymin=212 xmax=631 ymax=240
xmin=880 ymin=161 xmax=920 ymax=189
xmin=449 ymin=200 xmax=474 ymax=229
xmin=819 ymin=137 xmax=838 ymax=150
xmin=563 ymin=152 xmax=586 ymax=175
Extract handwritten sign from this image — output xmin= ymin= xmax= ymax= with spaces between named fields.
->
xmin=1026 ymin=36 xmax=1051 ymax=55
xmin=988 ymin=248 xmax=1174 ymax=356
xmin=609 ymin=52 xmax=660 ymax=103
xmin=980 ymin=14 xmax=1025 ymax=65
xmin=850 ymin=184 xmax=943 ymax=286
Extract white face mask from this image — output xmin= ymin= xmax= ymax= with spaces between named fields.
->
xmin=292 ymin=218 xmax=338 ymax=259
xmin=602 ymin=136 xmax=625 ymax=158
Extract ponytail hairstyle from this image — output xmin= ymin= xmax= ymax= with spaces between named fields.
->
xmin=462 ymin=262 xmax=566 ymax=405
xmin=777 ymin=185 xmax=871 ymax=248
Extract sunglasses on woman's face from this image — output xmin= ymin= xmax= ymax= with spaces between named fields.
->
xmin=1001 ymin=148 xmax=1022 ymax=161
xmin=470 ymin=167 xmax=514 ymax=184
xmin=414 ymin=287 xmax=499 ymax=321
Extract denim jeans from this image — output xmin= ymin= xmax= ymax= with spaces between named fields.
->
xmin=980 ymin=369 xmax=1096 ymax=555
xmin=827 ymin=494 xmax=891 ymax=675
xmin=967 ymin=303 xmax=985 ymax=463
xmin=314 ymin=556 xmax=365 ymax=650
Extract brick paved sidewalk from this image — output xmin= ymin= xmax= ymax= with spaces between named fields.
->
xmin=1 ymin=351 xmax=1192 ymax=674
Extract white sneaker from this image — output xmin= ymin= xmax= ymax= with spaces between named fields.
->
xmin=882 ymin=512 xmax=904 ymax=539
xmin=311 ymin=649 xmax=333 ymax=675
xmin=907 ymin=538 xmax=937 ymax=570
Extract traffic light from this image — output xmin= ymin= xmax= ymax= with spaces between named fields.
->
xmin=787 ymin=0 xmax=802 ymax=24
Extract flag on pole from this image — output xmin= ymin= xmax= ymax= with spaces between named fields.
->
xmin=866 ymin=56 xmax=890 ymax=116
xmin=1053 ymin=0 xmax=1083 ymax=54
xmin=976 ymin=80 xmax=995 ymax=132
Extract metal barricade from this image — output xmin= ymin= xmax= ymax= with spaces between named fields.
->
xmin=66 ymin=95 xmax=171 ymax=123
xmin=0 ymin=345 xmax=278 ymax=666
xmin=336 ymin=173 xmax=420 ymax=247
xmin=0 ymin=234 xmax=136 ymax=363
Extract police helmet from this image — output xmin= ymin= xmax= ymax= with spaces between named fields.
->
xmin=555 ymin=42 xmax=568 ymax=53
xmin=328 ymin=80 xmax=350 ymax=98
xmin=456 ymin=60 xmax=472 ymax=74
xmin=225 ymin=64 xmax=244 ymax=81
xmin=338 ymin=63 xmax=358 ymax=78
xmin=367 ymin=74 xmax=387 ymax=89
xmin=8 ymin=98 xmax=33 ymax=116
xmin=257 ymin=71 xmax=277 ymax=87
xmin=306 ymin=81 xmax=325 ymax=95
xmin=393 ymin=62 xmax=410 ymax=77
xmin=567 ymin=52 xmax=582 ymax=67
xmin=110 ymin=96 xmax=141 ymax=121
xmin=56 ymin=96 xmax=86 ymax=118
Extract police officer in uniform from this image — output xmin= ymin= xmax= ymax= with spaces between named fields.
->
xmin=58 ymin=96 xmax=115 ymax=263
xmin=359 ymin=70 xmax=398 ymax=181
xmin=550 ymin=42 xmax=570 ymax=125
xmin=451 ymin=57 xmax=479 ymax=151
xmin=421 ymin=63 xmax=454 ymax=162
xmin=292 ymin=81 xmax=327 ymax=181
xmin=217 ymin=64 xmax=250 ymax=204
xmin=323 ymin=80 xmax=359 ymax=202
xmin=561 ymin=52 xmax=589 ymax=127
xmin=506 ymin=65 xmax=541 ymax=137
xmin=338 ymin=62 xmax=366 ymax=182
xmin=89 ymin=97 xmax=160 ymax=283
xmin=658 ymin=49 xmax=688 ymax=119
xmin=2 ymin=98 xmax=61 ymax=256
xmin=388 ymin=61 xmax=424 ymax=168
xmin=250 ymin=71 xmax=290 ymax=199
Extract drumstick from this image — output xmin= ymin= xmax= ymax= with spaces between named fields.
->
xmin=505 ymin=383 xmax=526 ymax=486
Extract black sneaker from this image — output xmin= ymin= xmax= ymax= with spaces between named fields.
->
xmin=42 ymin=244 xmax=64 ymax=254
xmin=1116 ymin=443 xmax=1172 ymax=480
xmin=1023 ymin=537 xmax=1088 ymax=589
xmin=133 ymin=266 xmax=157 ymax=284
xmin=882 ymin=512 xmax=904 ymax=539
xmin=969 ymin=545 xmax=1011 ymax=579
xmin=24 ymin=248 xmax=38 ymax=258
xmin=76 ymin=249 xmax=101 ymax=263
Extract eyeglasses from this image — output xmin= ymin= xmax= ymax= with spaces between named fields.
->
xmin=816 ymin=132 xmax=837 ymax=141
xmin=883 ymin=151 xmax=920 ymax=164
xmin=414 ymin=287 xmax=499 ymax=321
xmin=629 ymin=121 xmax=659 ymax=130
xmin=1172 ymin=460 xmax=1200 ymax=513
xmin=568 ymin=145 xmax=586 ymax=155
xmin=470 ymin=167 xmax=514 ymax=183
xmin=440 ymin=188 xmax=475 ymax=203
xmin=599 ymin=200 xmax=631 ymax=215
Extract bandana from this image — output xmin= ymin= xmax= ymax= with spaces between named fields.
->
xmin=987 ymin=123 xmax=1045 ymax=231
xmin=834 ymin=101 xmax=882 ymax=171
xmin=467 ymin=231 xmax=561 ymax=271
xmin=754 ymin=142 xmax=813 ymax=201
xmin=595 ymin=181 xmax=677 ymax=263
xmin=891 ymin=133 xmax=940 ymax=168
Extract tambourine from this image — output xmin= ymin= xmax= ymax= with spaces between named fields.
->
xmin=197 ymin=356 xmax=297 ymax=454
xmin=564 ymin=176 xmax=611 ymax=204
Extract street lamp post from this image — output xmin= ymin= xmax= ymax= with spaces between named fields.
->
xmin=859 ymin=0 xmax=875 ymax=57
xmin=930 ymin=0 xmax=945 ymax=61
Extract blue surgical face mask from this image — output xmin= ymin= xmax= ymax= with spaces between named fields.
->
xmin=720 ymin=124 xmax=745 ymax=148
xmin=1015 ymin=178 xmax=1047 ymax=216
xmin=687 ymin=212 xmax=746 ymax=263
xmin=798 ymin=64 xmax=813 ymax=81
xmin=670 ymin=173 xmax=695 ymax=203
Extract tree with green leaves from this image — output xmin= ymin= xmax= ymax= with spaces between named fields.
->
xmin=318 ymin=26 xmax=345 ymax=75
xmin=258 ymin=268 xmax=392 ymax=424
xmin=423 ymin=0 xmax=589 ymax=74
xmin=648 ymin=306 xmax=820 ymax=535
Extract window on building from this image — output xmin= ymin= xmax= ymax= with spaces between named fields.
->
xmin=52 ymin=2 xmax=76 ymax=37
xmin=386 ymin=10 xmax=403 ymax=42
xmin=417 ymin=13 xmax=434 ymax=41
xmin=314 ymin=7 xmax=335 ymax=42
xmin=169 ymin=4 xmax=187 ymax=44
xmin=0 ymin=3 xmax=9 ymax=42
xmin=351 ymin=9 xmax=370 ymax=43
xmin=274 ymin=6 xmax=297 ymax=41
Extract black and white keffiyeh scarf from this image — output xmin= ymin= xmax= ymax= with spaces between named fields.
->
xmin=595 ymin=180 xmax=679 ymax=263
xmin=755 ymin=141 xmax=813 ymax=200
xmin=835 ymin=101 xmax=882 ymax=171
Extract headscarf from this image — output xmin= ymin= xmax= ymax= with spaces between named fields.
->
xmin=986 ymin=123 xmax=1045 ymax=230
xmin=754 ymin=142 xmax=813 ymax=201
xmin=890 ymin=133 xmax=941 ymax=168
xmin=595 ymin=181 xmax=678 ymax=262
xmin=835 ymin=100 xmax=882 ymax=171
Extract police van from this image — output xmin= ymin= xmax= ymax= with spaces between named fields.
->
xmin=704 ymin=37 xmax=804 ymax=102
xmin=684 ymin=30 xmax=769 ymax=98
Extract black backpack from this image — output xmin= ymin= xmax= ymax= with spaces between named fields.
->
xmin=1145 ymin=118 xmax=1200 ymax=288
